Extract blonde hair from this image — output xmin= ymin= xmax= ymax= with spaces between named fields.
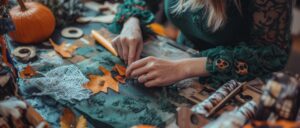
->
xmin=172 ymin=0 xmax=242 ymax=31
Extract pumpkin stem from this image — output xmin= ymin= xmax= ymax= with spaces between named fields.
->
xmin=17 ymin=0 xmax=27 ymax=11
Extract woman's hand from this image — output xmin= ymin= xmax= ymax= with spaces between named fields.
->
xmin=112 ymin=17 xmax=143 ymax=65
xmin=126 ymin=57 xmax=209 ymax=87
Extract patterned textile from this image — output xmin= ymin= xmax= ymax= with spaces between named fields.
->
xmin=111 ymin=0 xmax=291 ymax=88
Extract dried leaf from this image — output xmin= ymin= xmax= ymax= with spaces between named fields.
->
xmin=113 ymin=64 xmax=126 ymax=76
xmin=112 ymin=64 xmax=126 ymax=84
xmin=20 ymin=65 xmax=37 ymax=79
xmin=26 ymin=106 xmax=49 ymax=127
xmin=84 ymin=66 xmax=119 ymax=94
xmin=148 ymin=23 xmax=166 ymax=37
xmin=49 ymin=38 xmax=78 ymax=58
xmin=76 ymin=116 xmax=87 ymax=128
xmin=60 ymin=108 xmax=76 ymax=128
xmin=115 ymin=75 xmax=126 ymax=84
xmin=99 ymin=66 xmax=111 ymax=75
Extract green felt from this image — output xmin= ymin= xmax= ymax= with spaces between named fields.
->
xmin=9 ymin=36 xmax=185 ymax=127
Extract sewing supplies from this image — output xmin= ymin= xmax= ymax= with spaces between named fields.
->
xmin=177 ymin=106 xmax=209 ymax=128
xmin=12 ymin=46 xmax=37 ymax=63
xmin=204 ymin=101 xmax=257 ymax=128
xmin=91 ymin=30 xmax=118 ymax=56
xmin=61 ymin=27 xmax=84 ymax=39
xmin=191 ymin=80 xmax=242 ymax=117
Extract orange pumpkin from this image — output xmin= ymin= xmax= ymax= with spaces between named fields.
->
xmin=9 ymin=0 xmax=55 ymax=44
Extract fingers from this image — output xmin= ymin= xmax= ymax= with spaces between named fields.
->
xmin=112 ymin=35 xmax=138 ymax=65
xmin=145 ymin=79 xmax=161 ymax=87
xmin=120 ymin=40 xmax=129 ymax=64
xmin=128 ymin=40 xmax=138 ymax=65
xmin=138 ymin=71 xmax=157 ymax=83
xmin=126 ymin=57 xmax=155 ymax=77
xmin=131 ymin=65 xmax=151 ymax=77
xmin=112 ymin=36 xmax=123 ymax=59
xmin=135 ymin=42 xmax=143 ymax=61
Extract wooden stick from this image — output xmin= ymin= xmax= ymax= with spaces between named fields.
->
xmin=91 ymin=30 xmax=118 ymax=56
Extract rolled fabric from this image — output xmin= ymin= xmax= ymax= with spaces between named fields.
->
xmin=192 ymin=80 xmax=241 ymax=116
xmin=91 ymin=30 xmax=118 ymax=56
xmin=204 ymin=101 xmax=257 ymax=128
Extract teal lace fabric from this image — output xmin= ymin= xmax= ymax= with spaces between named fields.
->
xmin=109 ymin=0 xmax=161 ymax=34
xmin=199 ymin=0 xmax=292 ymax=88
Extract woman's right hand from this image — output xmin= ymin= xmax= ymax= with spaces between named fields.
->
xmin=112 ymin=17 xmax=143 ymax=65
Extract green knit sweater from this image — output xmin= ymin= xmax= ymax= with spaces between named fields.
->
xmin=110 ymin=0 xmax=292 ymax=88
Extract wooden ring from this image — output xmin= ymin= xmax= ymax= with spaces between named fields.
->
xmin=61 ymin=27 xmax=84 ymax=39
xmin=12 ymin=46 xmax=36 ymax=63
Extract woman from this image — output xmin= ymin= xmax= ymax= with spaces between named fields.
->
xmin=110 ymin=0 xmax=292 ymax=88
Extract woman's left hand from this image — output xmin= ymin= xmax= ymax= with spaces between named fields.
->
xmin=126 ymin=57 xmax=189 ymax=87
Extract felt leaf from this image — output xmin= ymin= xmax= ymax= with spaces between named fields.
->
xmin=148 ymin=23 xmax=166 ymax=37
xmin=113 ymin=64 xmax=126 ymax=76
xmin=60 ymin=108 xmax=76 ymax=128
xmin=26 ymin=105 xmax=49 ymax=127
xmin=112 ymin=64 xmax=126 ymax=84
xmin=20 ymin=65 xmax=37 ymax=79
xmin=84 ymin=66 xmax=119 ymax=94
xmin=49 ymin=38 xmax=78 ymax=58
xmin=114 ymin=75 xmax=126 ymax=84
xmin=76 ymin=116 xmax=87 ymax=128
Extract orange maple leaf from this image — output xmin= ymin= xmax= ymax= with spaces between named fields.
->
xmin=84 ymin=66 xmax=119 ymax=94
xmin=60 ymin=108 xmax=87 ymax=128
xmin=20 ymin=65 xmax=37 ymax=79
xmin=113 ymin=64 xmax=126 ymax=76
xmin=76 ymin=116 xmax=87 ymax=128
xmin=60 ymin=108 xmax=76 ymax=128
xmin=114 ymin=75 xmax=126 ymax=84
xmin=112 ymin=64 xmax=126 ymax=84
xmin=49 ymin=38 xmax=78 ymax=58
